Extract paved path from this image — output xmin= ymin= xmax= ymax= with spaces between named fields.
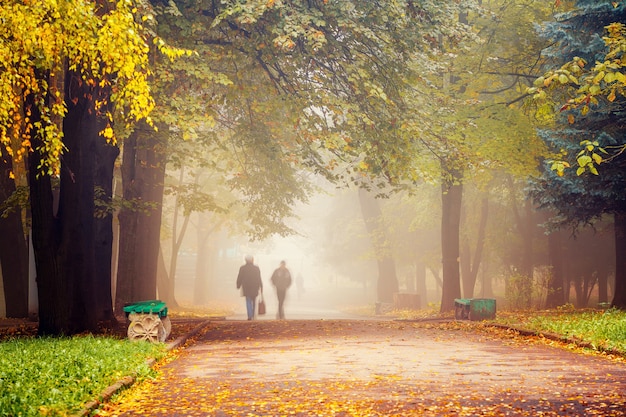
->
xmin=104 ymin=319 xmax=626 ymax=416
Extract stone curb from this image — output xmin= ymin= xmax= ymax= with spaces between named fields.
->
xmin=72 ymin=319 xmax=213 ymax=417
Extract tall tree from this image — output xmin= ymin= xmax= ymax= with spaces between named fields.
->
xmin=0 ymin=0 xmax=159 ymax=334
xmin=529 ymin=0 xmax=626 ymax=309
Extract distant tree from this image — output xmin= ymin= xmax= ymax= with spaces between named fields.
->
xmin=358 ymin=188 xmax=399 ymax=303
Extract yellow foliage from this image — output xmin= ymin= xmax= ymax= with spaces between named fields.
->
xmin=0 ymin=0 xmax=160 ymax=176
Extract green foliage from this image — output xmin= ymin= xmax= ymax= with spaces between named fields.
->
xmin=529 ymin=18 xmax=626 ymax=176
xmin=505 ymin=273 xmax=534 ymax=310
xmin=0 ymin=336 xmax=166 ymax=416
xmin=0 ymin=185 xmax=29 ymax=219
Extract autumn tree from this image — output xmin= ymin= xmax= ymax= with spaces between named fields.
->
xmin=388 ymin=0 xmax=553 ymax=311
xmin=0 ymin=0 xmax=160 ymax=334
xmin=130 ymin=0 xmax=473 ymax=306
xmin=113 ymin=0 xmax=323 ymax=310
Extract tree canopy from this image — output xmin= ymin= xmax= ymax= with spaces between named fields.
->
xmin=0 ymin=0 xmax=162 ymax=175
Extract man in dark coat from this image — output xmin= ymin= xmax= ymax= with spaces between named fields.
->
xmin=236 ymin=255 xmax=263 ymax=320
xmin=271 ymin=260 xmax=292 ymax=320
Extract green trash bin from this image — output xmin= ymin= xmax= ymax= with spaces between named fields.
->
xmin=468 ymin=298 xmax=496 ymax=321
xmin=123 ymin=299 xmax=168 ymax=318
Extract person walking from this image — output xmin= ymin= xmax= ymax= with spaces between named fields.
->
xmin=236 ymin=255 xmax=263 ymax=320
xmin=270 ymin=260 xmax=292 ymax=320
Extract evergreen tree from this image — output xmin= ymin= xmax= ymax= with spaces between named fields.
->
xmin=530 ymin=0 xmax=626 ymax=309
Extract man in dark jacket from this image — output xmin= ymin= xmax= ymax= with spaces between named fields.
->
xmin=236 ymin=255 xmax=263 ymax=320
xmin=271 ymin=260 xmax=292 ymax=320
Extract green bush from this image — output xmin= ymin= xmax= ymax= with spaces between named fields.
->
xmin=0 ymin=336 xmax=166 ymax=416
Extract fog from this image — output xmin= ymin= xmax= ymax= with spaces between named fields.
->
xmin=164 ymin=179 xmax=617 ymax=316
xmin=169 ymin=187 xmax=381 ymax=316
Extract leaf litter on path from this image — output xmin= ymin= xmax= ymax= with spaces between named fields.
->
xmin=96 ymin=319 xmax=626 ymax=416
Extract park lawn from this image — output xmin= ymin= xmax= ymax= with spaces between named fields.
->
xmin=391 ymin=304 xmax=626 ymax=356
xmin=0 ymin=335 xmax=166 ymax=417
xmin=493 ymin=307 xmax=626 ymax=355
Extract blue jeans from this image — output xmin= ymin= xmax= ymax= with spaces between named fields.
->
xmin=245 ymin=296 xmax=256 ymax=320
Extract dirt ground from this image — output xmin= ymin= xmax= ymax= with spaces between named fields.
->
xmin=96 ymin=319 xmax=626 ymax=416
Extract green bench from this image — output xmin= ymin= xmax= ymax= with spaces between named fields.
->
xmin=123 ymin=300 xmax=171 ymax=343
xmin=454 ymin=298 xmax=496 ymax=321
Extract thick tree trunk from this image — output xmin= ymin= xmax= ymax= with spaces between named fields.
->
xmin=116 ymin=125 xmax=167 ymax=311
xmin=28 ymin=94 xmax=68 ymax=334
xmin=0 ymin=155 xmax=29 ymax=318
xmin=57 ymin=70 xmax=104 ymax=333
xmin=94 ymin=139 xmax=119 ymax=322
xmin=357 ymin=188 xmax=398 ymax=303
xmin=115 ymin=130 xmax=139 ymax=312
xmin=32 ymin=69 xmax=112 ymax=335
xmin=25 ymin=79 xmax=72 ymax=335
xmin=612 ymin=212 xmax=626 ymax=309
xmin=440 ymin=174 xmax=463 ymax=312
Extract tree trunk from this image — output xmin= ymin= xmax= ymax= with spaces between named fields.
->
xmin=357 ymin=188 xmax=398 ymax=303
xmin=597 ymin=269 xmax=609 ymax=304
xmin=156 ymin=245 xmax=171 ymax=303
xmin=93 ymin=126 xmax=119 ymax=322
xmin=0 ymin=155 xmax=29 ymax=318
xmin=461 ymin=197 xmax=488 ymax=299
xmin=194 ymin=219 xmax=211 ymax=305
xmin=164 ymin=167 xmax=189 ymax=308
xmin=546 ymin=229 xmax=565 ymax=308
xmin=194 ymin=214 xmax=224 ymax=306
xmin=519 ymin=201 xmax=534 ymax=279
xmin=28 ymin=86 xmax=70 ymax=335
xmin=612 ymin=212 xmax=626 ymax=309
xmin=116 ymin=124 xmax=167 ymax=311
xmin=56 ymin=70 xmax=104 ymax=333
xmin=440 ymin=173 xmax=463 ymax=312
xmin=508 ymin=176 xmax=534 ymax=308
xmin=31 ymin=69 xmax=113 ymax=335
xmin=415 ymin=259 xmax=427 ymax=308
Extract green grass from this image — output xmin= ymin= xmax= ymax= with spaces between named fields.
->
xmin=0 ymin=335 xmax=166 ymax=416
xmin=495 ymin=307 xmax=626 ymax=355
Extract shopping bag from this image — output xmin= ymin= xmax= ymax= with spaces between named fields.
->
xmin=258 ymin=297 xmax=266 ymax=315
